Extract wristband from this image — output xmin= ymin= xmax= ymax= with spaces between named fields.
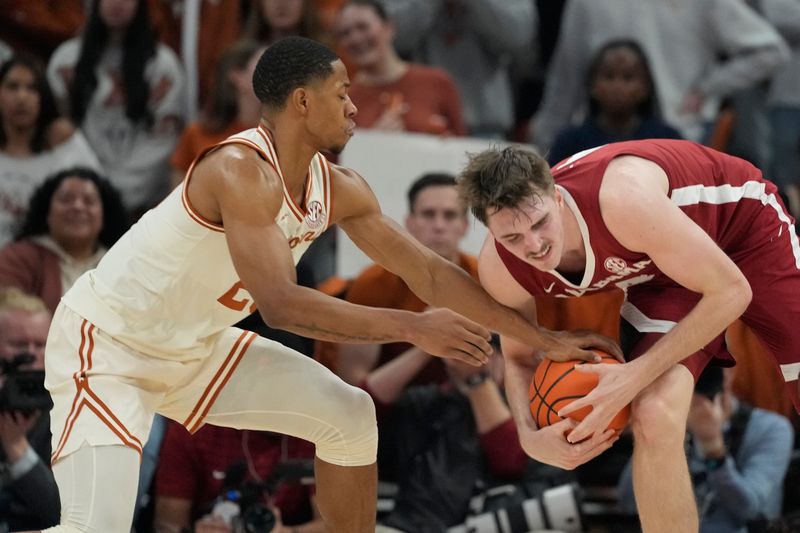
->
xmin=464 ymin=372 xmax=490 ymax=389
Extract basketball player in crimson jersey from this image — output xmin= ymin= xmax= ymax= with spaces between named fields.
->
xmin=459 ymin=141 xmax=799 ymax=533
xmin=32 ymin=38 xmax=618 ymax=533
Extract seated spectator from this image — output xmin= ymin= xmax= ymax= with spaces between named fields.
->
xmin=0 ymin=55 xmax=101 ymax=246
xmin=364 ymin=340 xmax=529 ymax=532
xmin=170 ymin=40 xmax=263 ymax=187
xmin=154 ymin=421 xmax=324 ymax=532
xmin=386 ymin=0 xmax=536 ymax=138
xmin=0 ymin=0 xmax=87 ymax=63
xmin=47 ymin=0 xmax=186 ymax=216
xmin=335 ymin=0 xmax=466 ymax=136
xmin=0 ymin=167 xmax=128 ymax=314
xmin=245 ymin=0 xmax=330 ymax=46
xmin=547 ymin=39 xmax=681 ymax=166
xmin=617 ymin=366 xmax=795 ymax=532
xmin=0 ymin=287 xmax=59 ymax=531
xmin=336 ymin=173 xmax=475 ymax=386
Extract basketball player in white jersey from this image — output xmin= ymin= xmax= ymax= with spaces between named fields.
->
xmin=33 ymin=37 xmax=618 ymax=533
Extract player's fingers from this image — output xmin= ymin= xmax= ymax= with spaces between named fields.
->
xmin=566 ymin=411 xmax=605 ymax=444
xmin=571 ymin=347 xmax=603 ymax=363
xmin=453 ymin=347 xmax=485 ymax=366
xmin=587 ymin=335 xmax=624 ymax=361
xmin=458 ymin=317 xmax=492 ymax=342
xmin=557 ymin=391 xmax=595 ymax=417
xmin=463 ymin=331 xmax=492 ymax=360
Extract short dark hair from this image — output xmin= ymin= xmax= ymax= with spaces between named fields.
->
xmin=407 ymin=173 xmax=457 ymax=212
xmin=16 ymin=167 xmax=130 ymax=248
xmin=587 ymin=39 xmax=659 ymax=119
xmin=343 ymin=0 xmax=390 ymax=21
xmin=252 ymin=36 xmax=339 ymax=110
xmin=457 ymin=146 xmax=554 ymax=225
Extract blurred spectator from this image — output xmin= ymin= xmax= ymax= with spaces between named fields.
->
xmin=336 ymin=173 xmax=474 ymax=386
xmin=244 ymin=0 xmax=331 ymax=46
xmin=365 ymin=341 xmax=529 ymax=532
xmin=148 ymin=0 xmax=244 ymax=119
xmin=170 ymin=40 xmax=263 ymax=187
xmin=547 ymin=39 xmax=682 ymax=166
xmin=0 ymin=41 xmax=11 ymax=67
xmin=154 ymin=421 xmax=324 ymax=532
xmin=0 ymin=167 xmax=128 ymax=315
xmin=618 ymin=366 xmax=794 ymax=533
xmin=0 ymin=288 xmax=58 ymax=531
xmin=0 ymin=55 xmax=102 ymax=246
xmin=531 ymin=0 xmax=789 ymax=150
xmin=0 ymin=1 xmax=87 ymax=63
xmin=386 ymin=0 xmax=536 ymax=138
xmin=335 ymin=0 xmax=466 ymax=136
xmin=47 ymin=0 xmax=186 ymax=216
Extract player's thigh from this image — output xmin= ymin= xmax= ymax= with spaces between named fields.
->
xmin=621 ymin=285 xmax=731 ymax=379
xmin=159 ymin=329 xmax=376 ymax=452
xmin=44 ymin=444 xmax=141 ymax=533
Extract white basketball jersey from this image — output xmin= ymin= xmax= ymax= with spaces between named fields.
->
xmin=62 ymin=125 xmax=332 ymax=360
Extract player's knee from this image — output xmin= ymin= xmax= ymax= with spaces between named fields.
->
xmin=314 ymin=384 xmax=377 ymax=467
xmin=630 ymin=391 xmax=687 ymax=447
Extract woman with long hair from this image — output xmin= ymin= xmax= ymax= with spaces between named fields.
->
xmin=0 ymin=55 xmax=101 ymax=245
xmin=47 ymin=0 xmax=186 ymax=215
xmin=0 ymin=167 xmax=128 ymax=314
xmin=170 ymin=40 xmax=263 ymax=186
xmin=245 ymin=0 xmax=329 ymax=46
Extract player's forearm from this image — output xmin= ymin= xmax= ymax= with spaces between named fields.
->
xmin=423 ymin=259 xmax=551 ymax=347
xmin=503 ymin=355 xmax=539 ymax=433
xmin=627 ymin=282 xmax=752 ymax=385
xmin=259 ymin=285 xmax=421 ymax=344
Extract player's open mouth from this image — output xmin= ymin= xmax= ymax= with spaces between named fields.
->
xmin=530 ymin=244 xmax=551 ymax=260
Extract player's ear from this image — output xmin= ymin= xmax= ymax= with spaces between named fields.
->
xmin=553 ymin=187 xmax=563 ymax=207
xmin=291 ymin=87 xmax=310 ymax=116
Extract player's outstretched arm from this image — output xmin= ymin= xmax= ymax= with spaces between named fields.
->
xmin=189 ymin=147 xmax=490 ymax=365
xmin=333 ymin=165 xmax=618 ymax=364
xmin=560 ymin=156 xmax=753 ymax=443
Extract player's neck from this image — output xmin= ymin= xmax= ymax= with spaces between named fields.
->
xmin=260 ymin=118 xmax=317 ymax=197
xmin=556 ymin=201 xmax=586 ymax=273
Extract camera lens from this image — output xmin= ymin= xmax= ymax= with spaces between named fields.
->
xmin=242 ymin=504 xmax=276 ymax=533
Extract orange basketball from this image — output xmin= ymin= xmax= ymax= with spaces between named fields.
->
xmin=529 ymin=352 xmax=630 ymax=432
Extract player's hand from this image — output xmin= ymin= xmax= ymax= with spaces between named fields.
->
xmin=410 ymin=308 xmax=492 ymax=366
xmin=557 ymin=362 xmax=640 ymax=443
xmin=519 ymin=418 xmax=619 ymax=470
xmin=540 ymin=329 xmax=623 ymax=363
xmin=0 ymin=410 xmax=39 ymax=462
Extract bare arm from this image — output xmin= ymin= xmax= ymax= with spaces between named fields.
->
xmin=334 ymin=166 xmax=615 ymax=362
xmin=189 ymin=147 xmax=489 ymax=364
xmin=154 ymin=496 xmax=192 ymax=533
xmin=561 ymin=156 xmax=753 ymax=442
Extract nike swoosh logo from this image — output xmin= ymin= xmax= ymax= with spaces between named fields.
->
xmin=544 ymin=282 xmax=556 ymax=294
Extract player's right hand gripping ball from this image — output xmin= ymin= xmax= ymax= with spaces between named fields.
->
xmin=529 ymin=352 xmax=631 ymax=431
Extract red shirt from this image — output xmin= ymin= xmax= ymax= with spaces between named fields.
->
xmin=498 ymin=140 xmax=777 ymax=299
xmin=155 ymin=422 xmax=315 ymax=524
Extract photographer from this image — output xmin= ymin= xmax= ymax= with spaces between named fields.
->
xmin=618 ymin=365 xmax=794 ymax=532
xmin=154 ymin=421 xmax=325 ymax=533
xmin=0 ymin=287 xmax=58 ymax=531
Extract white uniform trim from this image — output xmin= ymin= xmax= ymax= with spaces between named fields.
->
xmin=671 ymin=180 xmax=800 ymax=268
xmin=620 ymin=301 xmax=676 ymax=333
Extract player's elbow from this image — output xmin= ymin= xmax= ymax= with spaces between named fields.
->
xmin=256 ymin=288 xmax=299 ymax=330
xmin=732 ymin=276 xmax=753 ymax=314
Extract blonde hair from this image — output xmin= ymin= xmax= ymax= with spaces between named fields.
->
xmin=0 ymin=287 xmax=49 ymax=315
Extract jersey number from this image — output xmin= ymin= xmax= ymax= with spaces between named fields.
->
xmin=218 ymin=281 xmax=258 ymax=313
xmin=288 ymin=231 xmax=315 ymax=249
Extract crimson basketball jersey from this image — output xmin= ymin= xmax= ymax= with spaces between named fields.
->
xmin=496 ymin=140 xmax=795 ymax=298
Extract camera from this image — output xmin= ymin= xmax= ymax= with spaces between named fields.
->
xmin=0 ymin=353 xmax=53 ymax=414
xmin=447 ymin=483 xmax=584 ymax=533
xmin=211 ymin=458 xmax=314 ymax=533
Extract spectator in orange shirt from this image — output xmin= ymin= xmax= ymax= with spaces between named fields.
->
xmin=334 ymin=0 xmax=466 ymax=136
xmin=244 ymin=0 xmax=330 ymax=46
xmin=170 ymin=40 xmax=263 ymax=186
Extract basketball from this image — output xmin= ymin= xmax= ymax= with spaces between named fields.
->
xmin=529 ymin=352 xmax=631 ymax=432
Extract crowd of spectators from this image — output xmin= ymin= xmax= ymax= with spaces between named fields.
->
xmin=1 ymin=0 xmax=799 ymax=532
